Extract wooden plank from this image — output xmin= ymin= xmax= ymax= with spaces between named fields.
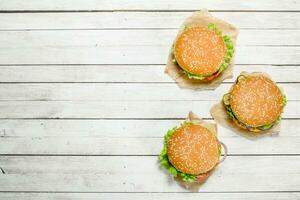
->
xmin=0 ymin=193 xmax=300 ymax=200
xmin=0 ymin=156 xmax=299 ymax=192
xmin=1 ymin=156 xmax=299 ymax=175
xmin=0 ymin=12 xmax=299 ymax=30
xmin=0 ymin=119 xmax=298 ymax=138
xmin=0 ymin=65 xmax=298 ymax=83
xmin=0 ymin=119 xmax=298 ymax=155
xmin=0 ymin=101 xmax=296 ymax=119
xmin=1 ymin=131 xmax=299 ymax=155
xmin=0 ymin=0 xmax=299 ymax=11
xmin=1 ymin=30 xmax=299 ymax=47
xmin=0 ymin=83 xmax=296 ymax=101
xmin=0 ymin=30 xmax=300 ymax=65
xmin=0 ymin=45 xmax=299 ymax=65
xmin=0 ymin=120 xmax=300 ymax=155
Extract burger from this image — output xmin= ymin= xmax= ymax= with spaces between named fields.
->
xmin=172 ymin=23 xmax=234 ymax=81
xmin=159 ymin=122 xmax=226 ymax=183
xmin=223 ymin=73 xmax=287 ymax=132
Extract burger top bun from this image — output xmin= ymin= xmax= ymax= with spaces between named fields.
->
xmin=174 ymin=26 xmax=226 ymax=76
xmin=230 ymin=75 xmax=284 ymax=127
xmin=167 ymin=124 xmax=219 ymax=175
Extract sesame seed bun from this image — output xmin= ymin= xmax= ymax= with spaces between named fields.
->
xmin=174 ymin=26 xmax=226 ymax=76
xmin=167 ymin=124 xmax=219 ymax=175
xmin=230 ymin=75 xmax=284 ymax=127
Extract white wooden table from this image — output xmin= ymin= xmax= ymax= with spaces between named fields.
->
xmin=0 ymin=0 xmax=299 ymax=199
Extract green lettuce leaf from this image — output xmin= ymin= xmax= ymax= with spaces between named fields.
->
xmin=257 ymin=123 xmax=274 ymax=130
xmin=208 ymin=23 xmax=234 ymax=73
xmin=283 ymin=95 xmax=287 ymax=107
xmin=179 ymin=172 xmax=196 ymax=182
xmin=223 ymin=93 xmax=230 ymax=106
xmin=184 ymin=71 xmax=206 ymax=80
xmin=158 ymin=126 xmax=197 ymax=182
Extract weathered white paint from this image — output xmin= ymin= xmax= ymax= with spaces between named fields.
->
xmin=0 ymin=12 xmax=299 ymax=30
xmin=0 ymin=0 xmax=299 ymax=11
xmin=2 ymin=30 xmax=299 ymax=46
xmin=0 ymin=156 xmax=299 ymax=174
xmin=0 ymin=119 xmax=298 ymax=138
xmin=1 ymin=193 xmax=300 ymax=200
xmin=0 ymin=156 xmax=299 ymax=192
xmin=0 ymin=65 xmax=298 ymax=83
xmin=0 ymin=0 xmax=299 ymax=197
xmin=0 ymin=100 xmax=296 ymax=119
xmin=0 ymin=134 xmax=299 ymax=155
xmin=0 ymin=31 xmax=300 ymax=64
xmin=0 ymin=83 xmax=296 ymax=101
xmin=0 ymin=119 xmax=298 ymax=155
xmin=1 ymin=46 xmax=299 ymax=65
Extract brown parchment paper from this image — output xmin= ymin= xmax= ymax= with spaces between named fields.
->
xmin=174 ymin=112 xmax=226 ymax=191
xmin=165 ymin=9 xmax=239 ymax=90
xmin=186 ymin=111 xmax=217 ymax=135
xmin=210 ymin=72 xmax=282 ymax=137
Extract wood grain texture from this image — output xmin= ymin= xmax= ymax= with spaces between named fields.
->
xmin=0 ymin=0 xmax=299 ymax=197
xmin=0 ymin=119 xmax=298 ymax=138
xmin=0 ymin=46 xmax=299 ymax=65
xmin=0 ymin=83 xmax=295 ymax=101
xmin=0 ymin=156 xmax=299 ymax=192
xmin=0 ymin=156 xmax=299 ymax=174
xmin=0 ymin=0 xmax=299 ymax=11
xmin=0 ymin=133 xmax=299 ymax=155
xmin=1 ymin=193 xmax=300 ymax=200
xmin=1 ymin=29 xmax=299 ymax=46
xmin=0 ymin=65 xmax=298 ymax=83
xmin=0 ymin=119 xmax=298 ymax=155
xmin=0 ymin=12 xmax=299 ymax=30
xmin=0 ymin=100 xmax=296 ymax=119
xmin=0 ymin=30 xmax=300 ymax=65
